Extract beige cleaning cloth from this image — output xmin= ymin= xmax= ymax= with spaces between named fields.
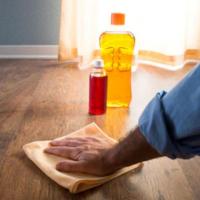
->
xmin=23 ymin=123 xmax=142 ymax=193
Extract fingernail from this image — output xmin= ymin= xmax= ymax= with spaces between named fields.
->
xmin=43 ymin=148 xmax=48 ymax=153
xmin=44 ymin=148 xmax=51 ymax=153
xmin=56 ymin=163 xmax=62 ymax=171
xmin=50 ymin=140 xmax=59 ymax=145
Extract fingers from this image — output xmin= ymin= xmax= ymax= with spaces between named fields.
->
xmin=56 ymin=159 xmax=109 ymax=176
xmin=83 ymin=137 xmax=100 ymax=142
xmin=50 ymin=140 xmax=83 ymax=147
xmin=56 ymin=160 xmax=86 ymax=173
xmin=44 ymin=146 xmax=81 ymax=160
xmin=50 ymin=137 xmax=100 ymax=148
xmin=50 ymin=137 xmax=88 ymax=147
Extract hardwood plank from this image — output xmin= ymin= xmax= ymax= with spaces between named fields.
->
xmin=0 ymin=63 xmax=92 ymax=200
xmin=178 ymin=157 xmax=200 ymax=200
xmin=0 ymin=60 xmax=199 ymax=200
xmin=0 ymin=60 xmax=57 ymax=165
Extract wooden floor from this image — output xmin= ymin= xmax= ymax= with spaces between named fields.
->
xmin=0 ymin=59 xmax=199 ymax=200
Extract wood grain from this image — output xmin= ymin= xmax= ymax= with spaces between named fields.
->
xmin=0 ymin=59 xmax=199 ymax=200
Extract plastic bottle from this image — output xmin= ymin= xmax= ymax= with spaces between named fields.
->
xmin=89 ymin=59 xmax=107 ymax=115
xmin=99 ymin=13 xmax=135 ymax=107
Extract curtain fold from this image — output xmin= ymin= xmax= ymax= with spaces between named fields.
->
xmin=59 ymin=0 xmax=200 ymax=70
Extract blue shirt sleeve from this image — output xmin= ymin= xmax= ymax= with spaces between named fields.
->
xmin=139 ymin=63 xmax=200 ymax=159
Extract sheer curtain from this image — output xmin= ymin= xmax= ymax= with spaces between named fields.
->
xmin=58 ymin=0 xmax=200 ymax=70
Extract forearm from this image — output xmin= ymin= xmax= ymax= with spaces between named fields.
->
xmin=104 ymin=126 xmax=161 ymax=172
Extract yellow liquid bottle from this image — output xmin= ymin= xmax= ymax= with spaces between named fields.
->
xmin=99 ymin=13 xmax=135 ymax=107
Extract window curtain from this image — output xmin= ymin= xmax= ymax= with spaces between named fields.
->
xmin=58 ymin=0 xmax=200 ymax=70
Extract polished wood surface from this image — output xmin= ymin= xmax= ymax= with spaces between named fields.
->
xmin=0 ymin=59 xmax=199 ymax=200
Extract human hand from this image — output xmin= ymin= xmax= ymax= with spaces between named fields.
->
xmin=44 ymin=137 xmax=117 ymax=176
xmin=44 ymin=127 xmax=158 ymax=176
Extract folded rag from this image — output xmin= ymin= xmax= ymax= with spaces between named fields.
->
xmin=23 ymin=123 xmax=142 ymax=193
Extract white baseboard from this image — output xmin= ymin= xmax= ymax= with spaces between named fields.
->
xmin=0 ymin=45 xmax=58 ymax=59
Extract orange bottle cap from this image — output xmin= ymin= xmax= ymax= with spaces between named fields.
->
xmin=111 ymin=13 xmax=125 ymax=25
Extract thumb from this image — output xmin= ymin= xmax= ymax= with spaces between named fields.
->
xmin=56 ymin=160 xmax=86 ymax=173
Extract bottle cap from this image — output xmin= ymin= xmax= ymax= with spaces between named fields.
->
xmin=92 ymin=59 xmax=104 ymax=68
xmin=111 ymin=13 xmax=125 ymax=25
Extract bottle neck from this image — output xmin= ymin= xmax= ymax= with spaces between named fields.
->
xmin=107 ymin=24 xmax=126 ymax=32
xmin=91 ymin=67 xmax=106 ymax=77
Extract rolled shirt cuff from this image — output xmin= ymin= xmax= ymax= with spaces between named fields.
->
xmin=139 ymin=91 xmax=184 ymax=159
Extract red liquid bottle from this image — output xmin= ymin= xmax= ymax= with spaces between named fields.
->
xmin=89 ymin=59 xmax=107 ymax=115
